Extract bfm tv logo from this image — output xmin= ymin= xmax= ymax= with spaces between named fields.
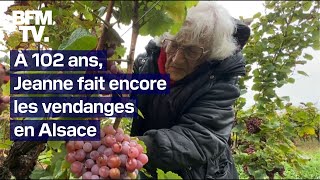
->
xmin=12 ymin=10 xmax=52 ymax=42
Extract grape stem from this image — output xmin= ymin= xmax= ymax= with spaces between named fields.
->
xmin=96 ymin=0 xmax=115 ymax=51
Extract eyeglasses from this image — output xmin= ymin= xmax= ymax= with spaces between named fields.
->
xmin=162 ymin=39 xmax=207 ymax=61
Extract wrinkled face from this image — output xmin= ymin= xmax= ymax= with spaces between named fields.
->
xmin=164 ymin=39 xmax=208 ymax=81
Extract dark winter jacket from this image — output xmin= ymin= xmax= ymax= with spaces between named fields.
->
xmin=130 ymin=38 xmax=246 ymax=179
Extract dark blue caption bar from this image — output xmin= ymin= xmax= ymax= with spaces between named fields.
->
xmin=10 ymin=73 xmax=170 ymax=94
xmin=10 ymin=96 xmax=137 ymax=118
xmin=10 ymin=120 xmax=100 ymax=141
xmin=10 ymin=50 xmax=108 ymax=71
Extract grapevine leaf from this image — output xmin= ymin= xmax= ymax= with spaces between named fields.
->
xmin=30 ymin=169 xmax=51 ymax=180
xmin=1 ymin=81 xmax=10 ymax=96
xmin=281 ymin=96 xmax=290 ymax=101
xmin=157 ymin=169 xmax=182 ymax=179
xmin=253 ymin=12 xmax=262 ymax=19
xmin=185 ymin=1 xmax=199 ymax=8
xmin=47 ymin=141 xmax=64 ymax=150
xmin=163 ymin=2 xmax=186 ymax=23
xmin=139 ymin=11 xmax=174 ymax=36
xmin=287 ymin=77 xmax=295 ymax=84
xmin=52 ymin=159 xmax=63 ymax=178
xmin=297 ymin=70 xmax=308 ymax=76
xmin=303 ymin=53 xmax=313 ymax=60
xmin=58 ymin=28 xmax=97 ymax=50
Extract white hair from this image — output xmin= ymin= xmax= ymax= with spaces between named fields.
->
xmin=157 ymin=2 xmax=237 ymax=60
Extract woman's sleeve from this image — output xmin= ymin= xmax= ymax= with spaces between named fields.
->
xmin=139 ymin=81 xmax=240 ymax=172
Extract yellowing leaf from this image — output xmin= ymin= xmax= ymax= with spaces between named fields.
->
xmin=302 ymin=126 xmax=316 ymax=135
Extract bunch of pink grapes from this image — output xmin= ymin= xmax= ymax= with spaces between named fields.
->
xmin=65 ymin=125 xmax=148 ymax=179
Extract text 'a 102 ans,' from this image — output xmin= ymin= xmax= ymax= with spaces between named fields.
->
xmin=13 ymin=76 xmax=168 ymax=91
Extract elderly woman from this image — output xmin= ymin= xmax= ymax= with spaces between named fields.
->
xmin=132 ymin=2 xmax=250 ymax=179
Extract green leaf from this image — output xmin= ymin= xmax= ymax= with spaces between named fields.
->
xmin=302 ymin=1 xmax=313 ymax=11
xmin=48 ymin=141 xmax=64 ymax=150
xmin=185 ymin=1 xmax=199 ymax=8
xmin=117 ymin=2 xmax=133 ymax=25
xmin=30 ymin=169 xmax=51 ymax=180
xmin=1 ymin=81 xmax=10 ymax=96
xmin=52 ymin=159 xmax=63 ymax=178
xmin=253 ymin=12 xmax=262 ymax=19
xmin=58 ymin=28 xmax=97 ymax=50
xmin=303 ymin=53 xmax=313 ymax=60
xmin=139 ymin=11 xmax=174 ymax=36
xmin=295 ymin=60 xmax=307 ymax=65
xmin=163 ymin=2 xmax=186 ymax=23
xmin=281 ymin=96 xmax=290 ymax=101
xmin=157 ymin=169 xmax=182 ymax=179
xmin=297 ymin=70 xmax=309 ymax=76
xmin=252 ymin=169 xmax=266 ymax=179
xmin=287 ymin=77 xmax=295 ymax=84
xmin=0 ymin=140 xmax=13 ymax=149
xmin=138 ymin=109 xmax=145 ymax=119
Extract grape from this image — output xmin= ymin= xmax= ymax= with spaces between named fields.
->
xmin=82 ymin=171 xmax=92 ymax=179
xmin=128 ymin=147 xmax=139 ymax=158
xmin=91 ymin=164 xmax=100 ymax=175
xmin=103 ymin=125 xmax=116 ymax=135
xmin=109 ymin=168 xmax=121 ymax=179
xmin=136 ymin=160 xmax=143 ymax=170
xmin=85 ymin=153 xmax=91 ymax=159
xmin=245 ymin=117 xmax=262 ymax=134
xmin=99 ymin=166 xmax=110 ymax=178
xmin=128 ymin=171 xmax=137 ymax=179
xmin=66 ymin=152 xmax=76 ymax=163
xmin=126 ymin=158 xmax=137 ymax=172
xmin=75 ymin=141 xmax=84 ymax=150
xmin=108 ymin=155 xmax=121 ymax=168
xmin=1 ymin=96 xmax=10 ymax=103
xmin=107 ymin=48 xmax=115 ymax=58
xmin=91 ymin=141 xmax=101 ymax=150
xmin=96 ymin=154 xmax=108 ymax=167
xmin=83 ymin=142 xmax=93 ymax=153
xmin=129 ymin=140 xmax=137 ymax=147
xmin=97 ymin=145 xmax=106 ymax=154
xmin=121 ymin=143 xmax=130 ymax=155
xmin=110 ymin=65 xmax=118 ymax=74
xmin=71 ymin=161 xmax=83 ymax=174
xmin=115 ymin=133 xmax=124 ymax=142
xmin=105 ymin=135 xmax=116 ymax=146
xmin=116 ymin=128 xmax=124 ymax=134
xmin=112 ymin=142 xmax=122 ymax=153
xmin=85 ymin=159 xmax=95 ymax=169
xmin=119 ymin=154 xmax=128 ymax=167
xmin=75 ymin=149 xmax=86 ymax=161
xmin=90 ymin=175 xmax=99 ymax=179
xmin=66 ymin=141 xmax=75 ymax=152
xmin=66 ymin=126 xmax=149 ymax=179
xmin=103 ymin=148 xmax=114 ymax=157
xmin=100 ymin=129 xmax=106 ymax=138
xmin=137 ymin=154 xmax=148 ymax=165
xmin=136 ymin=144 xmax=144 ymax=154
xmin=90 ymin=150 xmax=100 ymax=161
xmin=123 ymin=134 xmax=130 ymax=141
